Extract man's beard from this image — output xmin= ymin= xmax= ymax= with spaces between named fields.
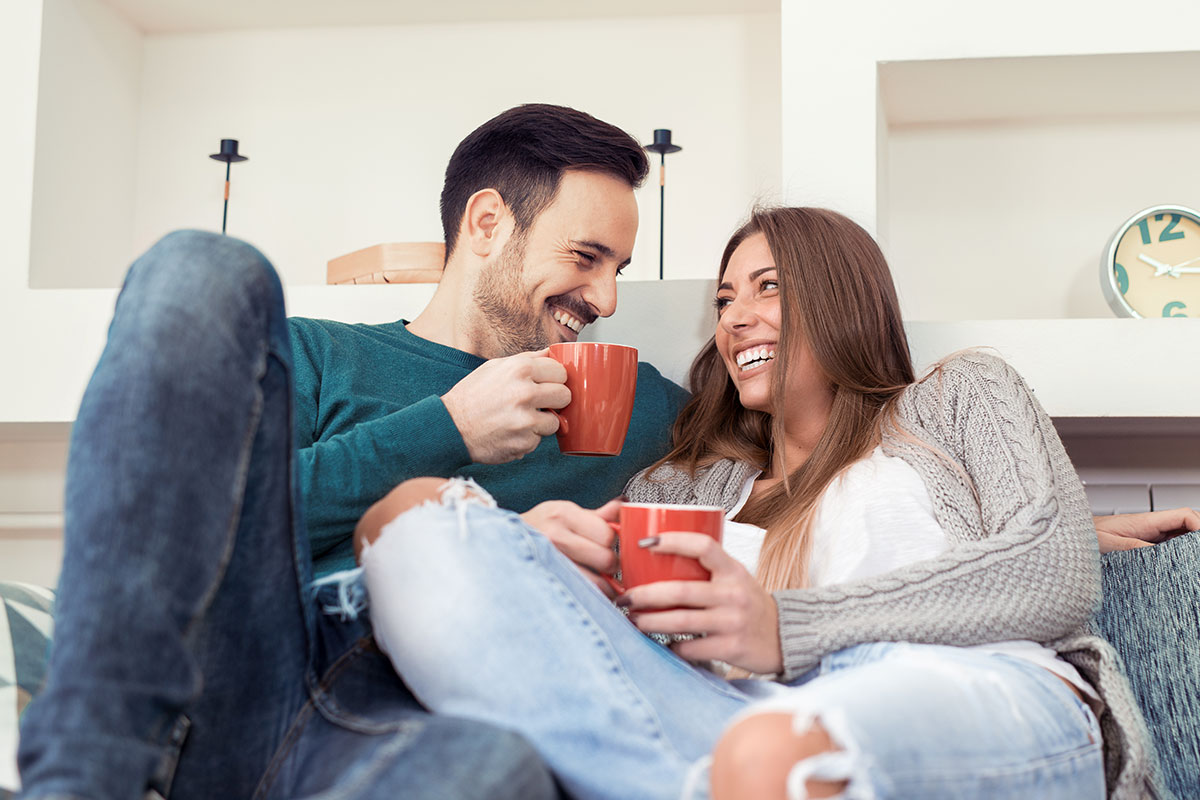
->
xmin=472 ymin=233 xmax=548 ymax=356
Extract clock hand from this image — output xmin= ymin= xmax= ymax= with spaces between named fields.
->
xmin=1169 ymin=266 xmax=1200 ymax=275
xmin=1169 ymin=255 xmax=1200 ymax=271
xmin=1138 ymin=253 xmax=1174 ymax=276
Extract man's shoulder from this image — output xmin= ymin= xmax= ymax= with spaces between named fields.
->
xmin=635 ymin=361 xmax=689 ymax=404
xmin=288 ymin=316 xmax=408 ymax=351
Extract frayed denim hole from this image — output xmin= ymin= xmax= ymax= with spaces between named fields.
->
xmin=434 ymin=476 xmax=496 ymax=539
xmin=784 ymin=706 xmax=876 ymax=800
xmin=310 ymin=567 xmax=367 ymax=621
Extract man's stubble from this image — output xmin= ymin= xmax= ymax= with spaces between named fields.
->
xmin=472 ymin=232 xmax=549 ymax=357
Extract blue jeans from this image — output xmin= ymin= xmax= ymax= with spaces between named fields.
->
xmin=364 ymin=485 xmax=1105 ymax=800
xmin=16 ymin=231 xmax=558 ymax=800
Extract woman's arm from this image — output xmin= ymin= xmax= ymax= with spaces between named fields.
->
xmin=769 ymin=353 xmax=1101 ymax=680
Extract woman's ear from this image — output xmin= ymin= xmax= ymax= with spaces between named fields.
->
xmin=461 ymin=188 xmax=512 ymax=258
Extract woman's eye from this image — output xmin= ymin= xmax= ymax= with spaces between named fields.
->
xmin=713 ymin=296 xmax=732 ymax=312
xmin=760 ymin=279 xmax=778 ymax=292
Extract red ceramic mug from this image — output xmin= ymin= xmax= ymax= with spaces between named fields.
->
xmin=616 ymin=503 xmax=725 ymax=589
xmin=547 ymin=342 xmax=638 ymax=457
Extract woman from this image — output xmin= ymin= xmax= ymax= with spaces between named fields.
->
xmin=354 ymin=207 xmax=1157 ymax=800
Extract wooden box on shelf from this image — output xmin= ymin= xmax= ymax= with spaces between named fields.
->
xmin=327 ymin=242 xmax=445 ymax=285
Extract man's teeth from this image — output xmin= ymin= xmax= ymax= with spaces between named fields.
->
xmin=735 ymin=346 xmax=776 ymax=371
xmin=553 ymin=309 xmax=584 ymax=333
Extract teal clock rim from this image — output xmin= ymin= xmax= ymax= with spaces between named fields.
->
xmin=1101 ymin=204 xmax=1200 ymax=319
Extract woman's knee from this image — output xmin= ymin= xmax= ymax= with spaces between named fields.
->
xmin=354 ymin=477 xmax=448 ymax=561
xmin=710 ymin=712 xmax=847 ymax=800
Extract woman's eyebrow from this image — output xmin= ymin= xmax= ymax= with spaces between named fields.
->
xmin=718 ymin=266 xmax=778 ymax=291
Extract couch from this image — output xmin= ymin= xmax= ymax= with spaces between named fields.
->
xmin=3 ymin=535 xmax=1199 ymax=799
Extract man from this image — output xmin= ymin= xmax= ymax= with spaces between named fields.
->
xmin=17 ymin=104 xmax=685 ymax=800
xmin=292 ymin=104 xmax=687 ymax=579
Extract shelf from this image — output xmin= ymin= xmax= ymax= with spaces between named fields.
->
xmin=3 ymin=283 xmax=1196 ymax=436
xmin=879 ymin=52 xmax=1200 ymax=322
xmin=98 ymin=0 xmax=779 ymax=33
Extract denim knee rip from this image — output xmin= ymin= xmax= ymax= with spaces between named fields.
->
xmin=691 ymin=702 xmax=871 ymax=800
xmin=782 ymin=705 xmax=871 ymax=800
xmin=310 ymin=478 xmax=497 ymax=620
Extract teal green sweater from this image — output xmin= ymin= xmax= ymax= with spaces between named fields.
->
xmin=289 ymin=317 xmax=689 ymax=577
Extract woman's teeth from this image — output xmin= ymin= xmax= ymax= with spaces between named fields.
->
xmin=553 ymin=309 xmax=584 ymax=333
xmin=735 ymin=346 xmax=776 ymax=371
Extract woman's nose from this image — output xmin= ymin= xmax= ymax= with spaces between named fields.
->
xmin=720 ymin=296 xmax=755 ymax=331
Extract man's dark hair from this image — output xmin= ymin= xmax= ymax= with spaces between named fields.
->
xmin=440 ymin=104 xmax=650 ymax=260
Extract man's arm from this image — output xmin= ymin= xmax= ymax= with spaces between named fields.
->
xmin=291 ymin=320 xmax=571 ymax=563
xmin=1095 ymin=508 xmax=1200 ymax=553
xmin=297 ymin=396 xmax=473 ymax=560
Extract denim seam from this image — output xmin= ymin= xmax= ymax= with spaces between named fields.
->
xmin=147 ymin=312 xmax=268 ymax=754
xmin=181 ymin=322 xmax=270 ymax=645
xmin=251 ymin=693 xmax=316 ymax=800
xmin=309 ymin=637 xmax=418 ymax=735
xmin=276 ymin=724 xmax=424 ymax=800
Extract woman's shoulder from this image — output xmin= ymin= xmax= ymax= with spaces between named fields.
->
xmin=902 ymin=349 xmax=1033 ymax=414
xmin=624 ymin=458 xmax=756 ymax=510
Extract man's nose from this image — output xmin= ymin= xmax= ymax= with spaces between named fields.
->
xmin=587 ymin=271 xmax=618 ymax=318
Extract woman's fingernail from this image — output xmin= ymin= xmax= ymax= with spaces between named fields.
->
xmin=615 ymin=594 xmax=633 ymax=608
xmin=638 ymin=536 xmax=660 ymax=548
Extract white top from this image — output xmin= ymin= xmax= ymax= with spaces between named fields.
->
xmin=723 ymin=447 xmax=1098 ymax=699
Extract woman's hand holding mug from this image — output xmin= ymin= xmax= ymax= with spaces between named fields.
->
xmin=618 ymin=532 xmax=783 ymax=676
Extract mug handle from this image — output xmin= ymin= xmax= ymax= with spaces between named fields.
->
xmin=548 ymin=409 xmax=569 ymax=436
xmin=597 ymin=520 xmax=623 ymax=594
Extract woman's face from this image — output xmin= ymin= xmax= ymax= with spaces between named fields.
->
xmin=715 ymin=232 xmax=829 ymax=416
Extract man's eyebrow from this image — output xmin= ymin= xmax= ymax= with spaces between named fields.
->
xmin=718 ymin=266 xmax=777 ymax=291
xmin=572 ymin=239 xmax=631 ymax=269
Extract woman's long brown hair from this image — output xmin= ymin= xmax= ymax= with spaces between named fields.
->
xmin=651 ymin=207 xmax=916 ymax=592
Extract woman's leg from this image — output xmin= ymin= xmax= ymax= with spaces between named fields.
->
xmin=357 ymin=478 xmax=765 ymax=800
xmin=709 ymin=643 xmax=1104 ymax=800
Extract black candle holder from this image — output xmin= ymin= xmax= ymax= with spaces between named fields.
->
xmin=644 ymin=129 xmax=682 ymax=280
xmin=209 ymin=139 xmax=249 ymax=235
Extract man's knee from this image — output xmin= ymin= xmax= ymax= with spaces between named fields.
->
xmin=131 ymin=229 xmax=280 ymax=316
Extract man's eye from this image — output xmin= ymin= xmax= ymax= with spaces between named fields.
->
xmin=575 ymin=251 xmax=597 ymax=264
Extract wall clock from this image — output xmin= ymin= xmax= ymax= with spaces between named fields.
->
xmin=1102 ymin=205 xmax=1200 ymax=318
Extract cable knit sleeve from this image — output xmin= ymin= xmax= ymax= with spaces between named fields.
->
xmin=773 ymin=352 xmax=1102 ymax=680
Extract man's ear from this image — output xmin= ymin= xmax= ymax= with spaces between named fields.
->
xmin=461 ymin=188 xmax=512 ymax=258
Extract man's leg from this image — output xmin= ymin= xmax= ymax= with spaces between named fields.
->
xmin=18 ymin=231 xmax=558 ymax=800
xmin=18 ymin=230 xmax=313 ymax=798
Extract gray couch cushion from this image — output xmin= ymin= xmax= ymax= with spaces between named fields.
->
xmin=0 ymin=582 xmax=56 ymax=799
xmin=1092 ymin=533 xmax=1200 ymax=799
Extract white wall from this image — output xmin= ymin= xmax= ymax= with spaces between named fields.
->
xmin=887 ymin=113 xmax=1200 ymax=320
xmin=29 ymin=0 xmax=143 ymax=289
xmin=27 ymin=12 xmax=783 ymax=289
xmin=780 ymin=0 xmax=1200 ymax=233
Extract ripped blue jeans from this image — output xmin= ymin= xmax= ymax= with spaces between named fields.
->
xmin=354 ymin=480 xmax=1105 ymax=800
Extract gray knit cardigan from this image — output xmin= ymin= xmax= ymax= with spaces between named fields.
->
xmin=625 ymin=352 xmax=1164 ymax=800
